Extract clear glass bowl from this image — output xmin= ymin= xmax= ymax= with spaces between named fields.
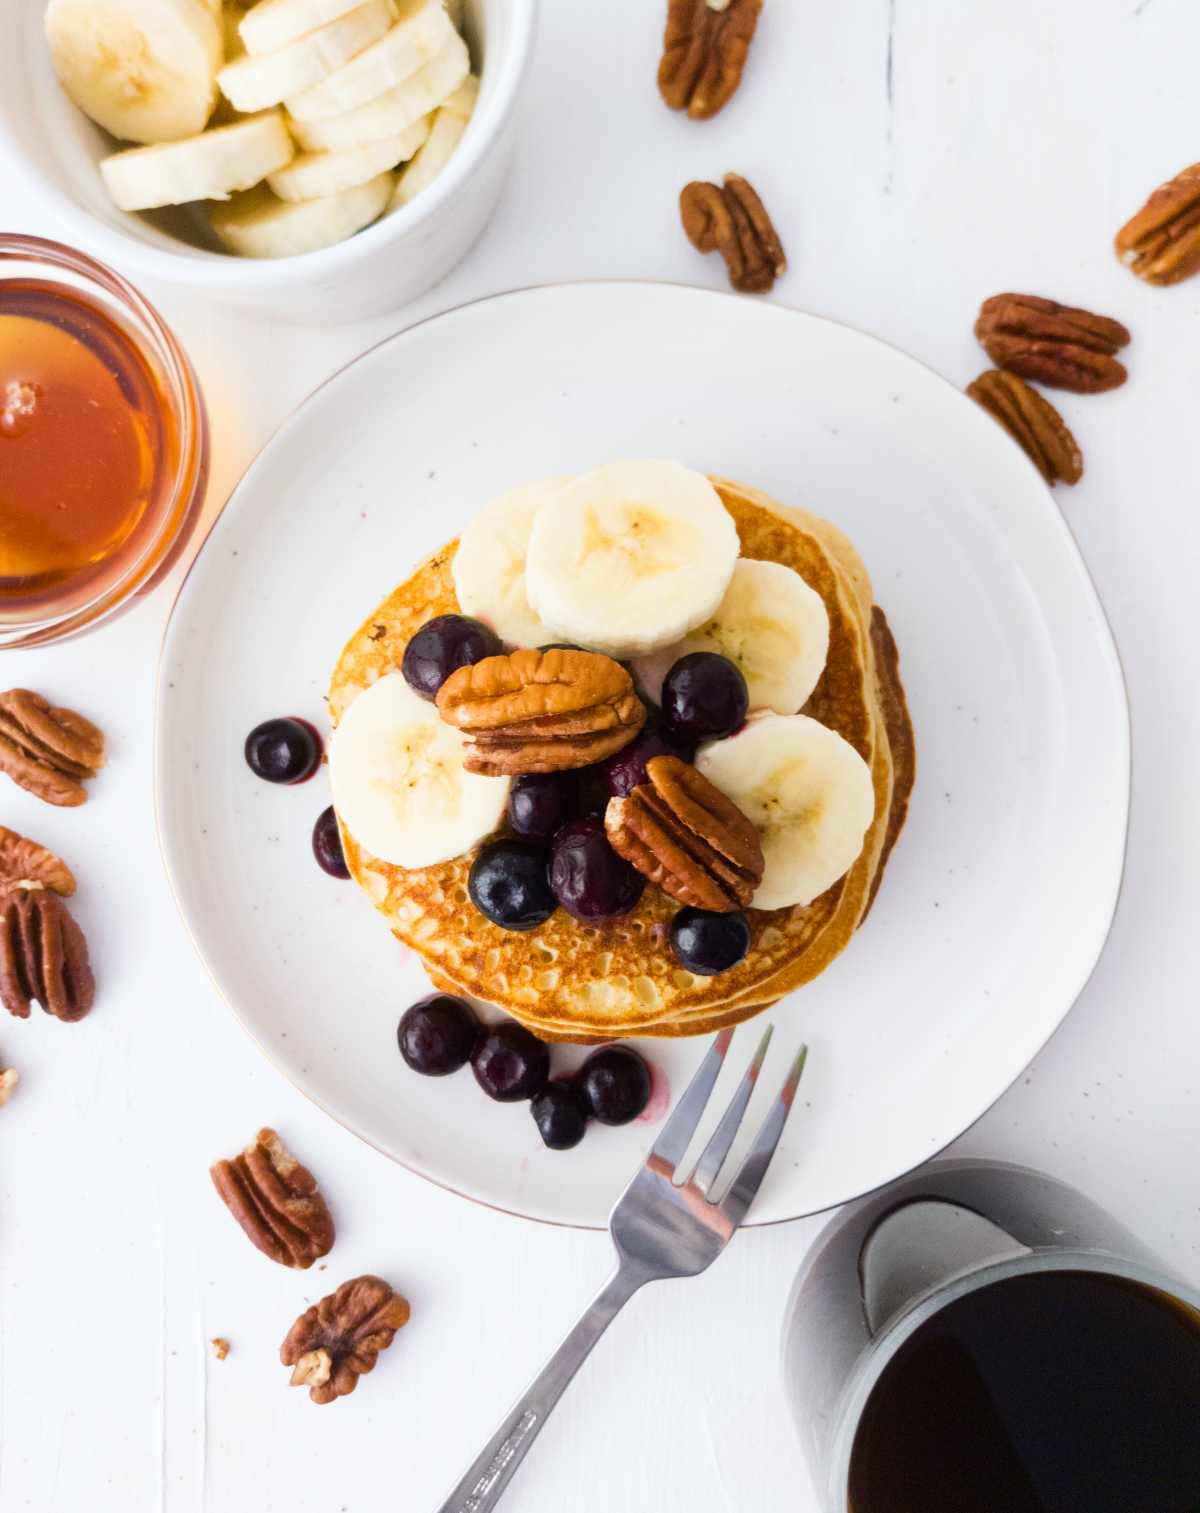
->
xmin=0 ymin=234 xmax=208 ymax=647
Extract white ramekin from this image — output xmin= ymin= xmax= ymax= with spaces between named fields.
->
xmin=0 ymin=0 xmax=537 ymax=324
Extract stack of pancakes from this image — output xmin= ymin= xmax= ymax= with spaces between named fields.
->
xmin=329 ymin=478 xmax=915 ymax=1042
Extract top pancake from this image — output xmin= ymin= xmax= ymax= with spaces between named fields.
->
xmin=330 ymin=480 xmax=911 ymax=1039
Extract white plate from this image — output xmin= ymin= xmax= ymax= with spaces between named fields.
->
xmin=156 ymin=282 xmax=1129 ymax=1228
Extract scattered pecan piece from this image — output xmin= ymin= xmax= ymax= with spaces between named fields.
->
xmin=0 ymin=690 xmax=105 ymax=807
xmin=436 ymin=647 xmax=646 ymax=777
xmin=210 ymin=1127 xmax=335 ymax=1269
xmin=0 ymin=826 xmax=75 ymax=897
xmin=0 ymin=889 xmax=95 ymax=1021
xmin=0 ymin=1067 xmax=17 ymax=1106
xmin=211 ymin=1337 xmax=230 ymax=1361
xmin=974 ymin=294 xmax=1129 ymax=394
xmin=680 ymin=174 xmax=786 ymax=293
xmin=606 ymin=755 xmax=764 ymax=910
xmin=658 ymin=0 xmax=763 ymax=120
xmin=281 ymin=1275 xmax=410 ymax=1405
xmin=1115 ymin=163 xmax=1200 ymax=285
xmin=967 ymin=370 xmax=1083 ymax=487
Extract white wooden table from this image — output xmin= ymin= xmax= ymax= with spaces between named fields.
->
xmin=4 ymin=3 xmax=1199 ymax=1508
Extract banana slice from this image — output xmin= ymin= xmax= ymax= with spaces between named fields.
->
xmin=285 ymin=0 xmax=455 ymax=121
xmin=45 ymin=0 xmax=222 ymax=145
xmin=207 ymin=171 xmax=391 ymax=255
xmin=389 ymin=73 xmax=476 ymax=207
xmin=330 ymin=672 xmax=509 ymax=869
xmin=99 ymin=110 xmax=294 ymax=211
xmin=218 ymin=0 xmax=393 ymax=112
xmin=451 ymin=478 xmax=566 ymax=647
xmin=667 ymin=559 xmax=831 ymax=715
xmin=266 ymin=117 xmax=428 ymax=200
xmin=524 ymin=459 xmax=740 ymax=660
xmin=287 ymin=30 xmax=468 ymax=151
xmin=696 ymin=712 xmax=875 ymax=911
xmin=240 ymin=0 xmax=380 ymax=55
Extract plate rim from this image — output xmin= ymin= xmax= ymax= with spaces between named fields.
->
xmin=154 ymin=277 xmax=1132 ymax=1230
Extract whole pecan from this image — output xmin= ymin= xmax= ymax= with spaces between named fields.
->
xmin=281 ymin=1274 xmax=410 ymax=1405
xmin=680 ymin=174 xmax=786 ymax=294
xmin=0 ymin=826 xmax=75 ymax=897
xmin=1115 ymin=163 xmax=1200 ymax=286
xmin=436 ymin=647 xmax=646 ymax=777
xmin=0 ymin=889 xmax=95 ymax=1021
xmin=659 ymin=0 xmax=763 ymax=120
xmin=967 ymin=370 xmax=1083 ymax=487
xmin=606 ymin=755 xmax=764 ymax=910
xmin=975 ymin=294 xmax=1130 ymax=394
xmin=0 ymin=689 xmax=105 ymax=807
xmin=210 ymin=1127 xmax=335 ymax=1269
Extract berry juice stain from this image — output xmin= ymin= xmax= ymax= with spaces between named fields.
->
xmin=0 ymin=279 xmax=174 ymax=613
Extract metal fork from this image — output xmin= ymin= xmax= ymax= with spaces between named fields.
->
xmin=436 ymin=1026 xmax=809 ymax=1513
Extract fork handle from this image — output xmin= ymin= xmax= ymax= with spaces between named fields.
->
xmin=435 ymin=1266 xmax=645 ymax=1513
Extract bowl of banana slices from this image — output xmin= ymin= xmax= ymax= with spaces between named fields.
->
xmin=1 ymin=0 xmax=535 ymax=322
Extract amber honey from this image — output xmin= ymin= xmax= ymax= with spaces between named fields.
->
xmin=0 ymin=278 xmax=180 ymax=617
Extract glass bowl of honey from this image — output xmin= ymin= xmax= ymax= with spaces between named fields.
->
xmin=0 ymin=234 xmax=208 ymax=646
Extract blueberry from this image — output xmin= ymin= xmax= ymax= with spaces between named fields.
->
xmin=312 ymin=806 xmax=350 ymax=878
xmin=472 ymin=1022 xmax=550 ymax=1102
xmin=469 ymin=840 xmax=557 ymax=931
xmin=670 ymin=907 xmax=751 ymax=976
xmin=508 ymin=773 xmax=577 ymax=844
xmin=601 ymin=716 xmax=696 ymax=798
xmin=549 ymin=816 xmax=644 ymax=923
xmin=530 ymin=1082 xmax=591 ymax=1149
xmin=576 ymin=1046 xmax=651 ymax=1125
xmin=662 ymin=653 xmax=748 ymax=741
xmin=401 ymin=614 xmax=500 ymax=700
xmin=398 ymin=993 xmax=480 ymax=1075
xmin=244 ymin=717 xmax=322 ymax=784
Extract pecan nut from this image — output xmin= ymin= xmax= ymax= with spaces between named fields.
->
xmin=659 ymin=0 xmax=763 ymax=120
xmin=974 ymin=294 xmax=1130 ymax=394
xmin=680 ymin=174 xmax=786 ymax=294
xmin=606 ymin=755 xmax=764 ymax=910
xmin=0 ymin=889 xmax=95 ymax=1021
xmin=0 ymin=826 xmax=75 ymax=897
xmin=210 ymin=1127 xmax=335 ymax=1269
xmin=0 ymin=689 xmax=105 ymax=807
xmin=436 ymin=647 xmax=646 ymax=776
xmin=967 ymin=370 xmax=1083 ymax=487
xmin=1115 ymin=163 xmax=1200 ymax=286
xmin=281 ymin=1274 xmax=410 ymax=1405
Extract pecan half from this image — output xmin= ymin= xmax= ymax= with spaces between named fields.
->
xmin=967 ymin=370 xmax=1083 ymax=487
xmin=0 ymin=690 xmax=105 ymax=807
xmin=659 ymin=0 xmax=763 ymax=120
xmin=0 ymin=889 xmax=95 ymax=1021
xmin=680 ymin=174 xmax=786 ymax=294
xmin=1115 ymin=163 xmax=1200 ymax=286
xmin=0 ymin=826 xmax=75 ymax=897
xmin=436 ymin=647 xmax=646 ymax=776
xmin=974 ymin=294 xmax=1129 ymax=394
xmin=210 ymin=1127 xmax=335 ymax=1269
xmin=281 ymin=1275 xmax=410 ymax=1405
xmin=606 ymin=755 xmax=764 ymax=911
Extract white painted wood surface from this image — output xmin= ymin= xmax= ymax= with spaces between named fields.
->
xmin=3 ymin=2 xmax=1199 ymax=1508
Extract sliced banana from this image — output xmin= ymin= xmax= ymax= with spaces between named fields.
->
xmin=45 ymin=0 xmax=222 ymax=145
xmin=218 ymin=0 xmax=393 ymax=113
xmin=99 ymin=110 xmax=294 ymax=211
xmin=672 ymin=559 xmax=830 ymax=715
xmin=330 ymin=672 xmax=509 ymax=869
xmin=285 ymin=0 xmax=455 ymax=121
xmin=696 ymin=712 xmax=875 ymax=911
xmin=524 ymin=459 xmax=739 ymax=660
xmin=287 ymin=30 xmax=468 ymax=151
xmin=267 ymin=117 xmax=428 ymax=200
xmin=207 ymin=171 xmax=392 ymax=255
xmin=240 ymin=0 xmax=380 ymax=55
xmin=390 ymin=73 xmax=476 ymax=207
xmin=451 ymin=478 xmax=566 ymax=647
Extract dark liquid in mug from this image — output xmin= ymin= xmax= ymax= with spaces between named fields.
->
xmin=848 ymin=1270 xmax=1200 ymax=1513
